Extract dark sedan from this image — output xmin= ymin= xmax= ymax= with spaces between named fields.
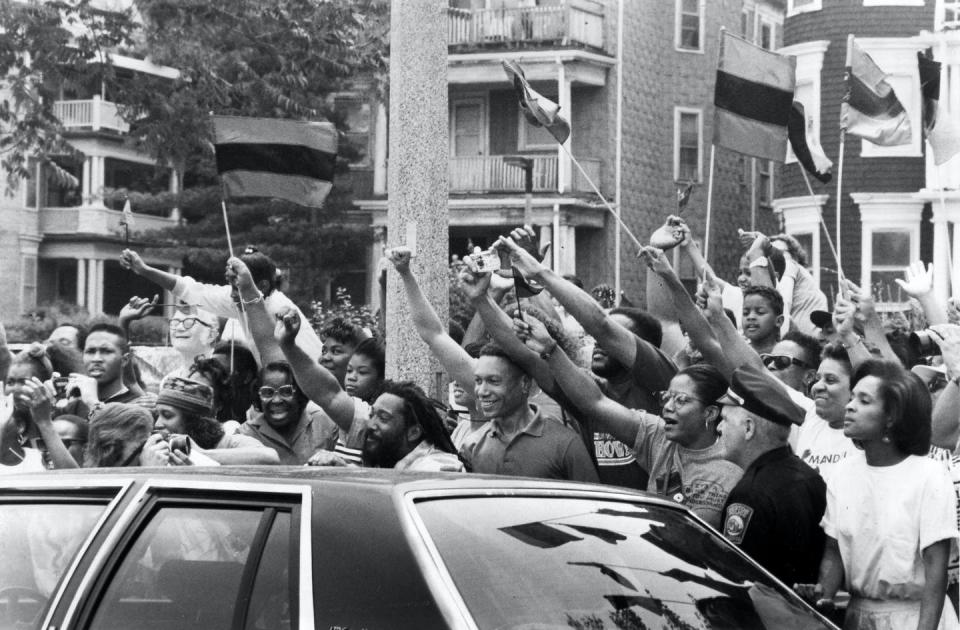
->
xmin=0 ymin=467 xmax=837 ymax=629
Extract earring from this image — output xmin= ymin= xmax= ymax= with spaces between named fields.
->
xmin=881 ymin=435 xmax=891 ymax=443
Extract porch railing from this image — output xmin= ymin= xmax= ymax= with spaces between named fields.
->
xmin=53 ymin=97 xmax=129 ymax=133
xmin=447 ymin=0 xmax=604 ymax=50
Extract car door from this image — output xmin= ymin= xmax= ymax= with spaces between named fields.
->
xmin=56 ymin=479 xmax=313 ymax=630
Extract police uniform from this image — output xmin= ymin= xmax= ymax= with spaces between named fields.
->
xmin=718 ymin=364 xmax=827 ymax=586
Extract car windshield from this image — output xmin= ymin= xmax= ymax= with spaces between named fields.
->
xmin=415 ymin=496 xmax=833 ymax=630
xmin=0 ymin=500 xmax=108 ymax=630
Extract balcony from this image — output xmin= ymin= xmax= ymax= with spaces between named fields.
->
xmin=40 ymin=205 xmax=176 ymax=236
xmin=53 ymin=97 xmax=129 ymax=134
xmin=449 ymin=155 xmax=601 ymax=194
xmin=447 ymin=0 xmax=605 ymax=51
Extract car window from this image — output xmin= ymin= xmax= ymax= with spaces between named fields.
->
xmin=415 ymin=497 xmax=834 ymax=630
xmin=0 ymin=501 xmax=108 ymax=630
xmin=87 ymin=505 xmax=293 ymax=630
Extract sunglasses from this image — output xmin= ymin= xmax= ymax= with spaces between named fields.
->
xmin=655 ymin=390 xmax=706 ymax=407
xmin=168 ymin=317 xmax=212 ymax=331
xmin=760 ymin=354 xmax=811 ymax=371
xmin=258 ymin=385 xmax=297 ymax=401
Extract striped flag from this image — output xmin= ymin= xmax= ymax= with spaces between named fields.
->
xmin=713 ymin=31 xmax=795 ymax=162
xmin=918 ymin=51 xmax=960 ymax=165
xmin=121 ymin=198 xmax=135 ymax=228
xmin=841 ymin=38 xmax=911 ymax=146
xmin=788 ymin=102 xmax=833 ymax=183
xmin=502 ymin=60 xmax=570 ymax=144
xmin=213 ymin=116 xmax=337 ymax=207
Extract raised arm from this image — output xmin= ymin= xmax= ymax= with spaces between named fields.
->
xmin=841 ymin=280 xmax=899 ymax=364
xmin=19 ymin=378 xmax=79 ymax=469
xmin=117 ymin=295 xmax=159 ymax=338
xmin=639 ymin=246 xmax=733 ymax=376
xmin=389 ymin=247 xmax=476 ymax=392
xmin=497 ymin=235 xmax=639 ymax=368
xmin=227 ymin=257 xmax=285 ymax=365
xmin=701 ymin=267 xmax=765 ymax=377
xmin=460 ymin=268 xmax=556 ymax=389
xmin=120 ymin=249 xmax=180 ymax=292
xmin=274 ymin=307 xmax=356 ymax=432
xmin=896 ymin=261 xmax=949 ymax=326
xmin=832 ymin=293 xmax=876 ymax=370
xmin=513 ymin=314 xmax=643 ymax=447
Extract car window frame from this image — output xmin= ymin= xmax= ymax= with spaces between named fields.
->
xmin=0 ymin=477 xmax=133 ymax=630
xmin=60 ymin=479 xmax=314 ymax=630
xmin=398 ymin=485 xmax=835 ymax=630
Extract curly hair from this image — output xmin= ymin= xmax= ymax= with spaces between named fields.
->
xmin=380 ymin=380 xmax=462 ymax=461
xmin=771 ymin=234 xmax=809 ymax=267
xmin=320 ymin=316 xmax=366 ymax=347
xmin=162 ymin=408 xmax=224 ymax=450
xmin=742 ymin=285 xmax=784 ymax=317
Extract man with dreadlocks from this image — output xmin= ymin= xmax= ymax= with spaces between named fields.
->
xmin=361 ymin=381 xmax=465 ymax=471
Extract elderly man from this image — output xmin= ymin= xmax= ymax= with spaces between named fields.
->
xmin=462 ymin=344 xmax=598 ymax=482
xmin=716 ymin=363 xmax=826 ymax=587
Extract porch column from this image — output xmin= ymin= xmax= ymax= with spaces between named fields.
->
xmin=373 ymin=103 xmax=388 ymax=196
xmin=76 ymin=259 xmax=87 ymax=307
xmin=92 ymin=259 xmax=105 ymax=314
xmin=81 ymin=158 xmax=92 ymax=206
xmin=556 ymin=63 xmax=572 ymax=193
xmin=85 ymin=259 xmax=97 ymax=312
xmin=556 ymin=224 xmax=577 ymax=276
xmin=931 ymin=213 xmax=951 ymax=304
xmin=369 ymin=226 xmax=387 ymax=312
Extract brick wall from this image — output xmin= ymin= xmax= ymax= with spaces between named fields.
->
xmin=781 ymin=1 xmax=933 ymax=288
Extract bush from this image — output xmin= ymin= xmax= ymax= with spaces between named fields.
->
xmin=310 ymin=287 xmax=378 ymax=336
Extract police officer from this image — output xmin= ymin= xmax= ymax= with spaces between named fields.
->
xmin=715 ymin=364 xmax=826 ymax=586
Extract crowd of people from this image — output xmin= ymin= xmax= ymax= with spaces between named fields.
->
xmin=0 ymin=218 xmax=958 ymax=629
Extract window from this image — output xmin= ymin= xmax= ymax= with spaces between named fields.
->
xmin=787 ymin=0 xmax=821 ymax=16
xmin=675 ymin=109 xmax=701 ymax=182
xmin=414 ymin=496 xmax=835 ymax=630
xmin=757 ymin=159 xmax=773 ymax=206
xmin=334 ymin=95 xmax=372 ymax=167
xmin=675 ymin=0 xmax=703 ymax=52
xmin=854 ymin=193 xmax=923 ymax=307
xmin=759 ymin=21 xmax=773 ymax=50
xmin=870 ymin=231 xmax=912 ymax=301
xmin=772 ymin=195 xmax=827 ymax=287
xmin=88 ymin=504 xmax=294 ymax=630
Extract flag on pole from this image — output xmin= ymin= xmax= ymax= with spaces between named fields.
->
xmin=213 ymin=116 xmax=337 ymax=207
xmin=788 ymin=102 xmax=833 ymax=183
xmin=121 ymin=198 xmax=135 ymax=228
xmin=841 ymin=38 xmax=911 ymax=146
xmin=677 ymin=182 xmax=694 ymax=209
xmin=502 ymin=60 xmax=571 ymax=144
xmin=918 ymin=50 xmax=960 ymax=165
xmin=713 ymin=30 xmax=796 ymax=161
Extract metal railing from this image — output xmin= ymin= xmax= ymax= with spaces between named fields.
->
xmin=449 ymin=155 xmax=601 ymax=194
xmin=447 ymin=0 xmax=604 ymax=50
xmin=53 ymin=97 xmax=130 ymax=133
xmin=40 ymin=206 xmax=176 ymax=235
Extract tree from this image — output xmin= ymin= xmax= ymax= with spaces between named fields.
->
xmin=2 ymin=0 xmax=389 ymax=306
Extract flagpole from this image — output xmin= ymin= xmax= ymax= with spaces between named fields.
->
xmin=936 ymin=163 xmax=955 ymax=295
xmin=559 ymin=143 xmax=643 ymax=248
xmin=221 ymin=199 xmax=235 ymax=257
xmin=703 ymin=144 xmax=717 ymax=261
xmin=836 ymin=34 xmax=855 ymax=276
xmin=798 ymin=163 xmax=844 ymax=283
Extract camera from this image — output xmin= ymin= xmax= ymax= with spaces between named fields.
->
xmin=466 ymin=248 xmax=501 ymax=274
xmin=153 ymin=430 xmax=192 ymax=455
xmin=52 ymin=377 xmax=70 ymax=399
xmin=909 ymin=330 xmax=942 ymax=357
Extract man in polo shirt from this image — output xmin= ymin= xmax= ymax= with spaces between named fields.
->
xmin=716 ymin=363 xmax=826 ymax=587
xmin=463 ymin=344 xmax=597 ymax=482
xmin=238 ymin=361 xmax=339 ymax=464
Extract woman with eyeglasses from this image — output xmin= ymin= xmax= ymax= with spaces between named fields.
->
xmin=163 ymin=308 xmax=220 ymax=383
xmin=515 ymin=313 xmax=742 ymax=528
xmin=797 ymin=360 xmax=958 ymax=630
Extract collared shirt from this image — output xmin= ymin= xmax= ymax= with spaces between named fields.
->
xmin=238 ymin=401 xmax=339 ymax=465
xmin=394 ymin=441 xmax=464 ymax=473
xmin=464 ymin=405 xmax=598 ymax=482
xmin=721 ymin=445 xmax=826 ymax=586
xmin=103 ymin=387 xmax=157 ymax=411
xmin=172 ymin=275 xmax=325 ymax=365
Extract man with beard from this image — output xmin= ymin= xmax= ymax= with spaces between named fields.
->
xmin=237 ymin=361 xmax=339 ymax=465
xmin=361 ymin=381 xmax=464 ymax=471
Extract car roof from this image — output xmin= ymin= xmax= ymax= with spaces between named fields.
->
xmin=0 ymin=466 xmax=682 ymax=507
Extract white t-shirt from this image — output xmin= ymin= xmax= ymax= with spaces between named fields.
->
xmin=822 ymin=454 xmax=959 ymax=601
xmin=791 ymin=407 xmax=858 ymax=484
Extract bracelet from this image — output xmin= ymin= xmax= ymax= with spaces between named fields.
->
xmin=540 ymin=342 xmax=558 ymax=361
xmin=241 ymin=292 xmax=264 ymax=305
xmin=839 ymin=335 xmax=864 ymax=350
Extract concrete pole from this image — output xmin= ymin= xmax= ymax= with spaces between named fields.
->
xmin=386 ymin=0 xmax=450 ymax=396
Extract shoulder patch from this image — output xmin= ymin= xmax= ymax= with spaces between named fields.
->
xmin=723 ymin=502 xmax=754 ymax=545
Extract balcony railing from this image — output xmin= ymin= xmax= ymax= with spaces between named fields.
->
xmin=449 ymin=155 xmax=601 ymax=194
xmin=40 ymin=206 xmax=176 ymax=236
xmin=53 ymin=97 xmax=129 ymax=133
xmin=447 ymin=0 xmax=604 ymax=51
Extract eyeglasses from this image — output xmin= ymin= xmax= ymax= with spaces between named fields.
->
xmin=760 ymin=354 xmax=811 ymax=371
xmin=258 ymin=385 xmax=297 ymax=400
xmin=168 ymin=317 xmax=213 ymax=331
xmin=655 ymin=390 xmax=706 ymax=407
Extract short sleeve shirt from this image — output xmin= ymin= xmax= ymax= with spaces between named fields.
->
xmin=464 ymin=405 xmax=599 ymax=482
